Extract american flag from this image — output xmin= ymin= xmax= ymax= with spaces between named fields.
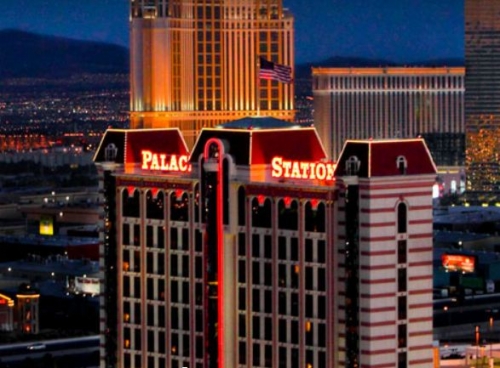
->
xmin=258 ymin=57 xmax=292 ymax=84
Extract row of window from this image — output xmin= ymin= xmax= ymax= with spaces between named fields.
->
xmin=122 ymin=187 xmax=328 ymax=233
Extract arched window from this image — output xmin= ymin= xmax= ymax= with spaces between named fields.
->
xmin=104 ymin=143 xmax=118 ymax=162
xmin=278 ymin=199 xmax=298 ymax=231
xmin=305 ymin=201 xmax=326 ymax=232
xmin=171 ymin=192 xmax=189 ymax=222
xmin=238 ymin=186 xmax=246 ymax=226
xmin=346 ymin=156 xmax=360 ymax=176
xmin=146 ymin=190 xmax=164 ymax=220
xmin=252 ymin=197 xmax=272 ymax=228
xmin=397 ymin=156 xmax=407 ymax=175
xmin=397 ymin=202 xmax=407 ymax=233
xmin=122 ymin=188 xmax=140 ymax=218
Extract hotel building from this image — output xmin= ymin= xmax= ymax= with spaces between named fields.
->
xmin=94 ymin=117 xmax=436 ymax=368
xmin=312 ymin=67 xmax=465 ymax=167
xmin=129 ymin=0 xmax=295 ymax=144
xmin=465 ymin=0 xmax=500 ymax=192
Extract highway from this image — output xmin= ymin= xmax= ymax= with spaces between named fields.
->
xmin=0 ymin=335 xmax=99 ymax=367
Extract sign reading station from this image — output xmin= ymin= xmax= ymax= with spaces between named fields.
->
xmin=141 ymin=150 xmax=191 ymax=172
xmin=271 ymin=157 xmax=336 ymax=181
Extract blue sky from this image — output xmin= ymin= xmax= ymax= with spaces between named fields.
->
xmin=0 ymin=0 xmax=463 ymax=64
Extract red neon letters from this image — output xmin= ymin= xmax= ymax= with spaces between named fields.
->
xmin=141 ymin=150 xmax=191 ymax=172
xmin=271 ymin=157 xmax=336 ymax=181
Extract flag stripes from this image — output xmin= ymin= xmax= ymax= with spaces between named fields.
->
xmin=258 ymin=57 xmax=292 ymax=83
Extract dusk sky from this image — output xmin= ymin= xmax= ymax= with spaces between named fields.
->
xmin=0 ymin=0 xmax=463 ymax=64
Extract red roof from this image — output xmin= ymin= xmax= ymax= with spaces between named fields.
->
xmin=94 ymin=129 xmax=189 ymax=165
xmin=191 ymin=126 xmax=328 ymax=166
xmin=335 ymin=139 xmax=437 ymax=177
xmin=125 ymin=129 xmax=189 ymax=165
xmin=250 ymin=129 xmax=326 ymax=165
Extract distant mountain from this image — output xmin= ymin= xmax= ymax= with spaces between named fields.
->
xmin=0 ymin=29 xmax=129 ymax=79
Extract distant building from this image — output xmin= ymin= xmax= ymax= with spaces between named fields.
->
xmin=312 ymin=67 xmax=465 ymax=167
xmin=0 ymin=293 xmax=14 ymax=331
xmin=129 ymin=0 xmax=295 ymax=145
xmin=16 ymin=284 xmax=39 ymax=334
xmin=465 ymin=0 xmax=500 ymax=192
xmin=94 ymin=118 xmax=436 ymax=368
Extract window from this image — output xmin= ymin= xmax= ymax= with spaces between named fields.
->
xmin=398 ymin=295 xmax=407 ymax=320
xmin=146 ymin=190 xmax=164 ymax=219
xmin=305 ymin=202 xmax=326 ymax=232
xmin=397 ymin=155 xmax=407 ymax=175
xmin=398 ymin=352 xmax=407 ymax=368
xmin=238 ymin=186 xmax=246 ymax=226
xmin=252 ymin=197 xmax=272 ymax=228
xmin=398 ymin=240 xmax=407 ymax=264
xmin=122 ymin=189 xmax=140 ymax=218
xmin=398 ymin=324 xmax=407 ymax=348
xmin=305 ymin=238 xmax=313 ymax=262
xmin=346 ymin=156 xmax=360 ymax=176
xmin=397 ymin=202 xmax=407 ymax=233
xmin=278 ymin=236 xmax=286 ymax=260
xmin=398 ymin=268 xmax=407 ymax=292
xmin=278 ymin=199 xmax=298 ymax=230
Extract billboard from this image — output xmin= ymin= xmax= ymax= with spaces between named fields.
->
xmin=441 ymin=254 xmax=476 ymax=273
xmin=39 ymin=215 xmax=54 ymax=236
xmin=73 ymin=277 xmax=100 ymax=296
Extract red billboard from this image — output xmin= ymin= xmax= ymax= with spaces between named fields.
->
xmin=441 ymin=254 xmax=476 ymax=273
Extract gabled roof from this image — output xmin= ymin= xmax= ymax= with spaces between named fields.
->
xmin=190 ymin=117 xmax=327 ymax=165
xmin=93 ymin=129 xmax=189 ymax=165
xmin=335 ymin=138 xmax=437 ymax=177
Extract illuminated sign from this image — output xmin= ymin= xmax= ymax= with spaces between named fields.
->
xmin=74 ymin=277 xmax=100 ymax=295
xmin=271 ymin=157 xmax=336 ymax=181
xmin=141 ymin=151 xmax=191 ymax=172
xmin=39 ymin=215 xmax=54 ymax=236
xmin=441 ymin=254 xmax=475 ymax=273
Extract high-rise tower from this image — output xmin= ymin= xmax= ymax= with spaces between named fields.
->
xmin=129 ymin=0 xmax=295 ymax=144
xmin=465 ymin=0 xmax=500 ymax=193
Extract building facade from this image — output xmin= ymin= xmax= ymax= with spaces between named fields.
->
xmin=94 ymin=117 xmax=436 ymax=368
xmin=465 ymin=0 xmax=500 ymax=193
xmin=312 ymin=67 xmax=465 ymax=167
xmin=130 ymin=0 xmax=295 ymax=145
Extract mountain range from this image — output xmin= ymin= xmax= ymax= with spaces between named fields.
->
xmin=0 ymin=29 xmax=128 ymax=79
xmin=0 ymin=29 xmax=464 ymax=80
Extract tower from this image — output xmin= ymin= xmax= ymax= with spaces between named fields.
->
xmin=465 ymin=0 xmax=500 ymax=193
xmin=94 ymin=119 xmax=437 ymax=368
xmin=129 ymin=0 xmax=295 ymax=145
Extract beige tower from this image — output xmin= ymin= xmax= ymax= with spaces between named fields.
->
xmin=130 ymin=0 xmax=295 ymax=145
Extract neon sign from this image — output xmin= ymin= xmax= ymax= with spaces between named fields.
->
xmin=271 ymin=157 xmax=336 ymax=181
xmin=141 ymin=150 xmax=191 ymax=172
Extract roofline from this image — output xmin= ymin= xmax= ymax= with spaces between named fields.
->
xmin=93 ymin=127 xmax=189 ymax=163
xmin=311 ymin=67 xmax=465 ymax=76
xmin=337 ymin=138 xmax=438 ymax=177
xmin=206 ymin=126 xmax=311 ymax=133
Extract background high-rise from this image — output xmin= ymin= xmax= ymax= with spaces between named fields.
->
xmin=129 ymin=0 xmax=295 ymax=145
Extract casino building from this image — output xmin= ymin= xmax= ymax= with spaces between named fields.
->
xmin=94 ymin=117 xmax=436 ymax=368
